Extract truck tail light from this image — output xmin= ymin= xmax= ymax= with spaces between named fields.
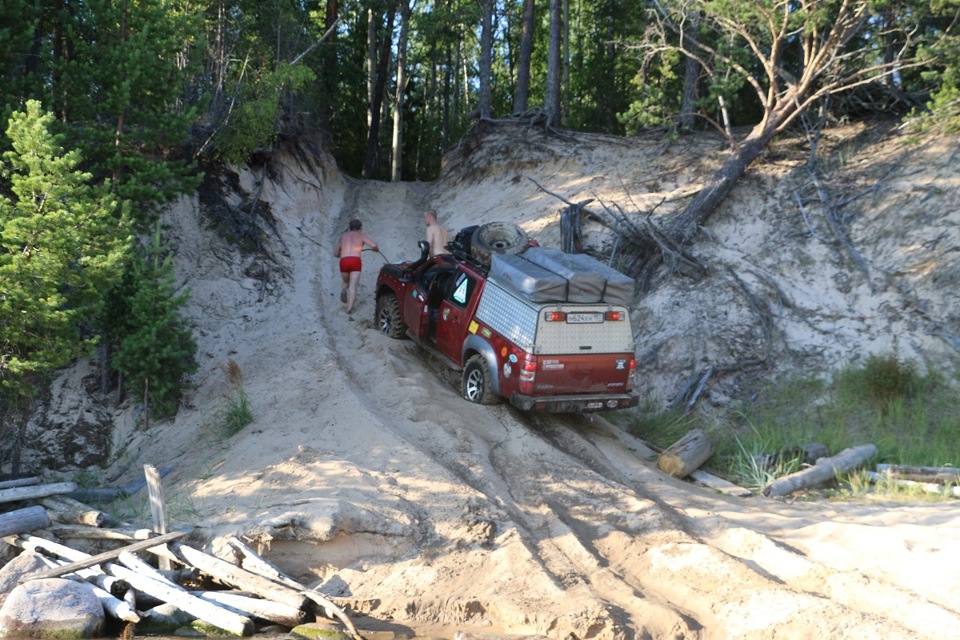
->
xmin=626 ymin=358 xmax=636 ymax=391
xmin=519 ymin=359 xmax=537 ymax=393
xmin=604 ymin=310 xmax=624 ymax=321
xmin=544 ymin=311 xmax=566 ymax=322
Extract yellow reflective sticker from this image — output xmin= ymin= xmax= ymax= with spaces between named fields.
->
xmin=469 ymin=321 xmax=479 ymax=334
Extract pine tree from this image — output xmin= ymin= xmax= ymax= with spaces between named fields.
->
xmin=0 ymin=100 xmax=130 ymax=399
xmin=109 ymin=223 xmax=197 ymax=420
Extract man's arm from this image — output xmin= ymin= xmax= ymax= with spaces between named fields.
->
xmin=333 ymin=235 xmax=342 ymax=257
xmin=363 ymin=233 xmax=379 ymax=252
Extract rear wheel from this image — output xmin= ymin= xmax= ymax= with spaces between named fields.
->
xmin=376 ymin=292 xmax=405 ymax=339
xmin=461 ymin=355 xmax=500 ymax=405
xmin=471 ymin=222 xmax=529 ymax=264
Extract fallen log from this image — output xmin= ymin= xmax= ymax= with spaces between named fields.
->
xmin=45 ymin=524 xmax=159 ymax=540
xmin=192 ymin=590 xmax=311 ymax=627
xmin=103 ymin=562 xmax=255 ymax=636
xmin=657 ymin=428 xmax=715 ymax=478
xmin=866 ymin=471 xmax=960 ymax=498
xmin=875 ymin=463 xmax=960 ymax=484
xmin=0 ymin=482 xmax=78 ymax=505
xmin=0 ymin=505 xmax=50 ymax=537
xmin=13 ymin=529 xmax=189 ymax=582
xmin=225 ymin=537 xmax=362 ymax=640
xmin=0 ymin=477 xmax=42 ymax=490
xmin=763 ymin=444 xmax=877 ymax=497
xmin=152 ymin=542 xmax=311 ymax=612
xmin=41 ymin=495 xmax=109 ymax=527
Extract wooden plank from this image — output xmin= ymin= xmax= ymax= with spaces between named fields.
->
xmin=0 ymin=482 xmax=78 ymax=504
xmin=688 ymin=469 xmax=752 ymax=497
xmin=0 ymin=505 xmax=50 ymax=537
xmin=15 ymin=529 xmax=189 ymax=582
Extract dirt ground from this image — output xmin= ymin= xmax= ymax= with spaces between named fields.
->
xmin=24 ymin=124 xmax=960 ymax=639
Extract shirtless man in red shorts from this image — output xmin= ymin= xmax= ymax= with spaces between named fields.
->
xmin=334 ymin=219 xmax=379 ymax=314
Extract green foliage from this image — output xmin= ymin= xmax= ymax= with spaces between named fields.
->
xmin=859 ymin=353 xmax=920 ymax=404
xmin=212 ymin=358 xmax=253 ymax=438
xmin=107 ymin=223 xmax=197 ymax=420
xmin=214 ymin=63 xmax=316 ymax=165
xmin=0 ymin=100 xmax=131 ymax=399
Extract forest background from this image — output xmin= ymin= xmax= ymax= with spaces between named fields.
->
xmin=1 ymin=0 xmax=959 ymax=474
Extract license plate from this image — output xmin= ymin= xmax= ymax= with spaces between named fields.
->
xmin=567 ymin=312 xmax=603 ymax=324
xmin=586 ymin=401 xmax=603 ymax=409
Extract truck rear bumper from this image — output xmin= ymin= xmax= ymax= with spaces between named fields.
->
xmin=510 ymin=392 xmax=638 ymax=413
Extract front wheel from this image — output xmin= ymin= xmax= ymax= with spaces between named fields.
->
xmin=461 ymin=355 xmax=500 ymax=405
xmin=376 ymin=292 xmax=405 ymax=339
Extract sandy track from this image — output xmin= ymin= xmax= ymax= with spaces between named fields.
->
xmin=89 ymin=135 xmax=960 ymax=640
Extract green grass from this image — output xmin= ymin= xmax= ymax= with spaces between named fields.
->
xmin=628 ymin=353 xmax=960 ymax=500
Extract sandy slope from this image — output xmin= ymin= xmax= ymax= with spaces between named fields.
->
xmin=28 ymin=126 xmax=960 ymax=639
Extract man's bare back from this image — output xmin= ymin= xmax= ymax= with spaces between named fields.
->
xmin=335 ymin=229 xmax=377 ymax=257
xmin=424 ymin=209 xmax=449 ymax=257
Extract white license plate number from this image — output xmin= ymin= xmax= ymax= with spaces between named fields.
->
xmin=567 ymin=312 xmax=603 ymax=324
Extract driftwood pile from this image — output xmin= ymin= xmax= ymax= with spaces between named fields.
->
xmin=0 ymin=473 xmax=361 ymax=639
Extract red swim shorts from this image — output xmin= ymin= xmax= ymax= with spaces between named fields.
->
xmin=339 ymin=256 xmax=362 ymax=273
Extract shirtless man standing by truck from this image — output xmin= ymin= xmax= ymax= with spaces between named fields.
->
xmin=334 ymin=219 xmax=379 ymax=314
xmin=424 ymin=209 xmax=449 ymax=257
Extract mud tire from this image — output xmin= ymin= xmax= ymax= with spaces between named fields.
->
xmin=461 ymin=355 xmax=501 ymax=405
xmin=376 ymin=292 xmax=406 ymax=339
xmin=470 ymin=222 xmax=529 ymax=264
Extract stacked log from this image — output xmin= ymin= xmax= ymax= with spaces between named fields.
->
xmin=0 ymin=475 xmax=360 ymax=639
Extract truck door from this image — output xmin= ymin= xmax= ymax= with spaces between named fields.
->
xmin=435 ymin=270 xmax=480 ymax=363
xmin=402 ymin=263 xmax=438 ymax=340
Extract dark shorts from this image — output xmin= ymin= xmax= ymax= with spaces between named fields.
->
xmin=339 ymin=256 xmax=362 ymax=273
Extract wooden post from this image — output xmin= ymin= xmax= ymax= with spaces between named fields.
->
xmin=144 ymin=464 xmax=171 ymax=571
xmin=657 ymin=428 xmax=715 ymax=478
xmin=762 ymin=444 xmax=877 ymax=497
xmin=0 ymin=505 xmax=50 ymax=537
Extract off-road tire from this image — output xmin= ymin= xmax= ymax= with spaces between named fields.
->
xmin=376 ymin=292 xmax=406 ymax=339
xmin=461 ymin=354 xmax=500 ymax=405
xmin=470 ymin=222 xmax=529 ymax=264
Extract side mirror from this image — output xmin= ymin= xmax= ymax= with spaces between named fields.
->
xmin=417 ymin=240 xmax=430 ymax=258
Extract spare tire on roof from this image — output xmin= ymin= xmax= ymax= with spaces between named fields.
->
xmin=471 ymin=222 xmax=529 ymax=264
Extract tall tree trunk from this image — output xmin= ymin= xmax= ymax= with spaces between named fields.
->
xmin=366 ymin=7 xmax=376 ymax=133
xmin=513 ymin=0 xmax=535 ymax=114
xmin=478 ymin=0 xmax=493 ymax=118
xmin=317 ymin=0 xmax=339 ymax=129
xmin=391 ymin=0 xmax=410 ymax=181
xmin=363 ymin=0 xmax=397 ymax=179
xmin=545 ymin=0 xmax=562 ymax=126
xmin=679 ymin=12 xmax=701 ymax=131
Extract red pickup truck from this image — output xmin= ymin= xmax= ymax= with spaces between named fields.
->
xmin=374 ymin=226 xmax=638 ymax=413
